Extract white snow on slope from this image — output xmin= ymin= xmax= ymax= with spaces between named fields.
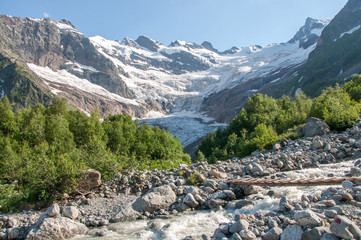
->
xmin=335 ymin=25 xmax=361 ymax=41
xmin=27 ymin=63 xmax=139 ymax=106
xmin=340 ymin=25 xmax=361 ymax=38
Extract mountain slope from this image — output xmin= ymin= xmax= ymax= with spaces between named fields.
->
xmin=293 ymin=0 xmax=361 ymax=97
xmin=0 ymin=14 xmax=331 ymax=147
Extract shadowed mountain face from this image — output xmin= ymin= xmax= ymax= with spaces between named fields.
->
xmin=0 ymin=1 xmax=358 ymax=147
xmin=292 ymin=0 xmax=361 ymax=97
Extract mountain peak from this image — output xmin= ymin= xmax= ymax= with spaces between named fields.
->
xmin=201 ymin=41 xmax=219 ymax=53
xmin=135 ymin=35 xmax=162 ymax=52
xmin=59 ymin=19 xmax=75 ymax=28
xmin=289 ymin=17 xmax=330 ymax=49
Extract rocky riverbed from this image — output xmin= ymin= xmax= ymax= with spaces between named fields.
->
xmin=2 ymin=117 xmax=361 ymax=240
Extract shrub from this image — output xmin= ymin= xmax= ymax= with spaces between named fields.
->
xmin=344 ymin=75 xmax=361 ymax=101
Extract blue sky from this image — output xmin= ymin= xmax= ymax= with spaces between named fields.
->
xmin=3 ymin=0 xmax=347 ymax=51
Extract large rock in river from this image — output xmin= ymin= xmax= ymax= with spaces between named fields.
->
xmin=132 ymin=185 xmax=176 ymax=212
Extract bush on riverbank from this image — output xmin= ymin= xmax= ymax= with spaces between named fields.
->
xmin=0 ymin=97 xmax=190 ymax=212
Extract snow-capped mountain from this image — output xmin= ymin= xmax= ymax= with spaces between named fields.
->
xmin=0 ymin=15 xmax=330 ymax=149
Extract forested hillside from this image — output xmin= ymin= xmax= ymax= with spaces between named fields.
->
xmin=197 ymin=75 xmax=361 ymax=163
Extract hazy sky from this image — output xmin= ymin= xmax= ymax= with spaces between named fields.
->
xmin=2 ymin=0 xmax=348 ymax=51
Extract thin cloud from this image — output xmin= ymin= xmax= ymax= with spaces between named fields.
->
xmin=43 ymin=12 xmax=50 ymax=18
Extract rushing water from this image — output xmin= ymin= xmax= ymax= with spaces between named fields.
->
xmin=72 ymin=160 xmax=354 ymax=240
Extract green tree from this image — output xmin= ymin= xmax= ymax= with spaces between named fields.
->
xmin=344 ymin=75 xmax=361 ymax=101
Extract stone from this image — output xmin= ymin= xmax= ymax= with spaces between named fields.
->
xmin=243 ymin=185 xmax=262 ymax=195
xmin=313 ymin=140 xmax=324 ymax=149
xmin=350 ymin=167 xmax=361 ymax=177
xmin=62 ymin=206 xmax=79 ymax=220
xmin=224 ymin=190 xmax=236 ymax=200
xmin=325 ymin=210 xmax=338 ymax=218
xmin=230 ymin=232 xmax=242 ymax=240
xmin=46 ymin=203 xmax=60 ymax=217
xmin=341 ymin=192 xmax=353 ymax=201
xmin=280 ymin=225 xmax=303 ymax=240
xmin=211 ymin=191 xmax=228 ymax=199
xmin=301 ymin=117 xmax=330 ymax=137
xmin=183 ymin=193 xmax=199 ymax=208
xmin=132 ymin=185 xmax=176 ymax=212
xmin=112 ymin=202 xmax=141 ymax=222
xmin=239 ymin=229 xmax=257 ymax=240
xmin=330 ymin=215 xmax=361 ymax=239
xmin=273 ymin=142 xmax=282 ymax=151
xmin=320 ymin=233 xmax=339 ymax=240
xmin=263 ymin=227 xmax=283 ymax=240
xmin=78 ymin=169 xmax=102 ymax=192
xmin=207 ymin=199 xmax=228 ymax=209
xmin=218 ymin=182 xmax=229 ymax=190
xmin=323 ymin=200 xmax=336 ymax=207
xmin=209 ymin=170 xmax=221 ymax=178
xmin=294 ymin=209 xmax=322 ymax=227
xmin=26 ymin=217 xmax=88 ymax=240
xmin=235 ymin=200 xmax=255 ymax=209
xmin=302 ymin=227 xmax=330 ymax=240
xmin=203 ymin=179 xmax=218 ymax=190
xmin=229 ymin=219 xmax=249 ymax=233
xmin=341 ymin=180 xmax=353 ymax=189
xmin=7 ymin=228 xmax=20 ymax=240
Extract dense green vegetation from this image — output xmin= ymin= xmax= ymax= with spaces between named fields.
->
xmin=0 ymin=97 xmax=190 ymax=212
xmin=198 ymin=79 xmax=361 ymax=163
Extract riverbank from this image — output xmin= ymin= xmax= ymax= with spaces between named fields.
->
xmin=1 ymin=118 xmax=361 ymax=239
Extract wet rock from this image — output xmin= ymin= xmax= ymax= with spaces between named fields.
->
xmin=132 ymin=185 xmax=176 ymax=212
xmin=294 ymin=209 xmax=322 ymax=227
xmin=243 ymin=185 xmax=262 ymax=195
xmin=263 ymin=227 xmax=283 ymax=240
xmin=280 ymin=225 xmax=303 ymax=240
xmin=183 ymin=193 xmax=198 ymax=208
xmin=235 ymin=200 xmax=254 ymax=209
xmin=330 ymin=215 xmax=361 ymax=239
xmin=207 ymin=199 xmax=227 ymax=209
xmin=229 ymin=219 xmax=249 ymax=233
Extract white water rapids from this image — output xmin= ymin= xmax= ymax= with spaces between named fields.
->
xmin=72 ymin=160 xmax=354 ymax=240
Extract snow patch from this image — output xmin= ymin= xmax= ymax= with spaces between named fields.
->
xmin=27 ymin=63 xmax=139 ymax=106
xmin=335 ymin=25 xmax=361 ymax=41
xmin=310 ymin=28 xmax=323 ymax=36
xmin=248 ymin=89 xmax=258 ymax=93
xmin=295 ymin=88 xmax=302 ymax=95
xmin=298 ymin=76 xmax=304 ymax=83
xmin=271 ymin=78 xmax=280 ymax=83
xmin=74 ymin=62 xmax=99 ymax=72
